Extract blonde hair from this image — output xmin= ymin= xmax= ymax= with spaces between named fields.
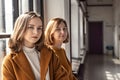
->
xmin=45 ymin=17 xmax=69 ymax=45
xmin=9 ymin=11 xmax=44 ymax=52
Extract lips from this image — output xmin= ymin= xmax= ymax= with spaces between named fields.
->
xmin=32 ymin=36 xmax=38 ymax=38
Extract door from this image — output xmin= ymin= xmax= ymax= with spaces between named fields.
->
xmin=88 ymin=21 xmax=103 ymax=54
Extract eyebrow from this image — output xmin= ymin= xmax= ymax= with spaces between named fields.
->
xmin=57 ymin=26 xmax=67 ymax=28
xmin=28 ymin=24 xmax=43 ymax=27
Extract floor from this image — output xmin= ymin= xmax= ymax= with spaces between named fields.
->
xmin=1 ymin=52 xmax=120 ymax=80
xmin=80 ymin=54 xmax=120 ymax=80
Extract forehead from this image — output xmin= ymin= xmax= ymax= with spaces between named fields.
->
xmin=28 ymin=17 xmax=42 ymax=25
xmin=57 ymin=22 xmax=66 ymax=28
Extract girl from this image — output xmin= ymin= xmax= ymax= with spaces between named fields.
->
xmin=45 ymin=18 xmax=77 ymax=80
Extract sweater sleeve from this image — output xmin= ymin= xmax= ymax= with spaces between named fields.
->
xmin=63 ymin=49 xmax=78 ymax=80
xmin=1 ymin=55 xmax=16 ymax=80
xmin=51 ymin=53 xmax=69 ymax=80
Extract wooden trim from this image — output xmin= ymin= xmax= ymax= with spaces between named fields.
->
xmin=87 ymin=4 xmax=113 ymax=7
xmin=0 ymin=34 xmax=10 ymax=38
xmin=69 ymin=0 xmax=72 ymax=62
xmin=78 ymin=1 xmax=88 ymax=17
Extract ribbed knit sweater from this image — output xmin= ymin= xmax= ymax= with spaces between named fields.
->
xmin=23 ymin=46 xmax=50 ymax=80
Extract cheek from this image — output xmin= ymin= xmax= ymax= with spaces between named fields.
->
xmin=24 ymin=32 xmax=29 ymax=38
xmin=65 ymin=33 xmax=68 ymax=37
xmin=24 ymin=31 xmax=31 ymax=36
xmin=64 ymin=33 xmax=68 ymax=40
xmin=23 ymin=35 xmax=29 ymax=42
xmin=52 ymin=33 xmax=58 ymax=39
xmin=38 ymin=32 xmax=42 ymax=38
xmin=64 ymin=32 xmax=67 ymax=37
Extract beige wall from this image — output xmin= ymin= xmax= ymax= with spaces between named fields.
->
xmin=43 ymin=0 xmax=71 ymax=60
xmin=87 ymin=4 xmax=114 ymax=54
xmin=113 ymin=0 xmax=120 ymax=58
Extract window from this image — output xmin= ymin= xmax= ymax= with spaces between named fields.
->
xmin=0 ymin=0 xmax=44 ymax=79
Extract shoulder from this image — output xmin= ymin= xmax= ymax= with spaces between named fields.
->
xmin=3 ymin=53 xmax=16 ymax=60
xmin=41 ymin=45 xmax=58 ymax=57
xmin=2 ymin=52 xmax=18 ymax=66
xmin=61 ymin=48 xmax=66 ymax=52
xmin=40 ymin=45 xmax=53 ymax=54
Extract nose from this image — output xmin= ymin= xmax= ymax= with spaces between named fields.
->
xmin=33 ymin=28 xmax=38 ymax=34
xmin=60 ymin=29 xmax=65 ymax=34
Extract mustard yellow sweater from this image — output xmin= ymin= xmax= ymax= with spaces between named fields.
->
xmin=50 ymin=46 xmax=77 ymax=80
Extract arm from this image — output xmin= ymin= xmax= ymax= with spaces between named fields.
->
xmin=63 ymin=49 xmax=78 ymax=80
xmin=1 ymin=55 xmax=16 ymax=80
xmin=51 ymin=53 xmax=69 ymax=80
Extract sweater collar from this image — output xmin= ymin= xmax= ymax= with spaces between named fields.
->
xmin=23 ymin=46 xmax=36 ymax=53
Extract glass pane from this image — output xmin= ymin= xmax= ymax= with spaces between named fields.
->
xmin=0 ymin=38 xmax=9 ymax=79
xmin=0 ymin=1 xmax=5 ymax=33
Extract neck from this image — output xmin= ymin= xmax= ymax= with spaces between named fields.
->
xmin=24 ymin=44 xmax=35 ymax=48
xmin=53 ymin=43 xmax=62 ymax=49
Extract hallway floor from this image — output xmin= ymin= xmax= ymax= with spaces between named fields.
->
xmin=82 ymin=54 xmax=120 ymax=80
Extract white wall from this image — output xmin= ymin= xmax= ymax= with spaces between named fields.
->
xmin=44 ymin=0 xmax=65 ymax=27
xmin=71 ymin=3 xmax=79 ymax=58
xmin=43 ymin=0 xmax=71 ymax=60
xmin=113 ymin=0 xmax=120 ymax=58
xmin=88 ymin=6 xmax=114 ymax=53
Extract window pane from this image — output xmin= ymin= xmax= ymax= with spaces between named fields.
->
xmin=0 ymin=38 xmax=9 ymax=79
xmin=0 ymin=39 xmax=6 ymax=57
xmin=0 ymin=0 xmax=5 ymax=33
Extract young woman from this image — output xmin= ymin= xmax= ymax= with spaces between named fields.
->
xmin=1 ymin=12 xmax=68 ymax=80
xmin=45 ymin=18 xmax=77 ymax=80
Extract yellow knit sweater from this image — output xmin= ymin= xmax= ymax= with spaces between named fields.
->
xmin=50 ymin=46 xmax=77 ymax=80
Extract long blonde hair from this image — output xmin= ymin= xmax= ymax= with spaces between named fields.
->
xmin=9 ymin=11 xmax=44 ymax=52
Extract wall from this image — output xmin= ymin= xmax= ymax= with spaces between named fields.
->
xmin=43 ymin=0 xmax=71 ymax=60
xmin=87 ymin=6 xmax=114 ymax=53
xmin=71 ymin=2 xmax=79 ymax=58
xmin=113 ymin=0 xmax=120 ymax=58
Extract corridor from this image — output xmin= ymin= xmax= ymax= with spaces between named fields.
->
xmin=83 ymin=54 xmax=120 ymax=80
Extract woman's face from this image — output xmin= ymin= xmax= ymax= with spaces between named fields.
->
xmin=52 ymin=22 xmax=68 ymax=45
xmin=23 ymin=17 xmax=43 ymax=48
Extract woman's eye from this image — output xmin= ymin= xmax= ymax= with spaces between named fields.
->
xmin=56 ymin=28 xmax=61 ymax=31
xmin=37 ymin=27 xmax=43 ymax=30
xmin=63 ymin=27 xmax=67 ymax=31
xmin=55 ymin=27 xmax=67 ymax=31
xmin=28 ymin=26 xmax=34 ymax=29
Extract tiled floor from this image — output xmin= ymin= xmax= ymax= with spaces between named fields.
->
xmin=83 ymin=54 xmax=120 ymax=80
